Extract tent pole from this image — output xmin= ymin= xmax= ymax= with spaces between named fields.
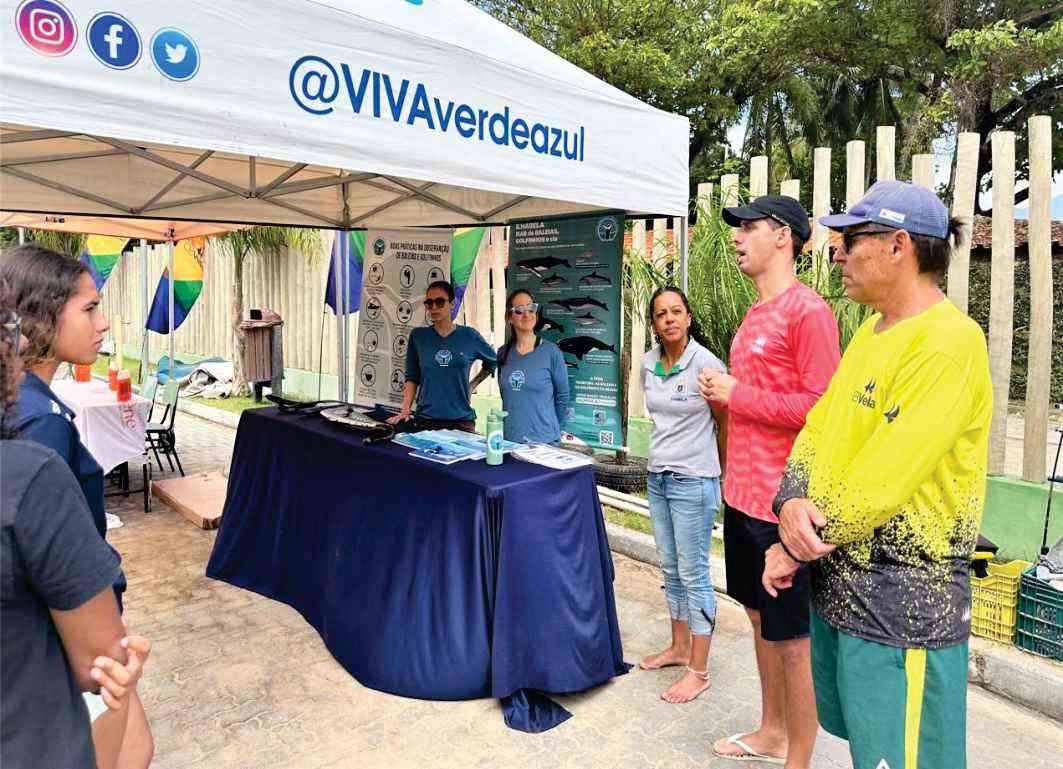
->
xmin=167 ymin=239 xmax=175 ymax=378
xmin=342 ymin=229 xmax=351 ymax=401
xmin=17 ymin=228 xmax=26 ymax=245
xmin=333 ymin=230 xmax=344 ymax=401
xmin=678 ymin=216 xmax=689 ymax=292
xmin=139 ymin=239 xmax=148 ymax=381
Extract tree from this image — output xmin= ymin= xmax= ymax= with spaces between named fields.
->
xmin=214 ymin=228 xmax=320 ymax=396
xmin=0 ymin=229 xmax=86 ymax=257
xmin=476 ymin=1 xmax=1061 ymax=214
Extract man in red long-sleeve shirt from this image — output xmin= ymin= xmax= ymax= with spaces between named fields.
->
xmin=700 ymin=196 xmax=840 ymax=769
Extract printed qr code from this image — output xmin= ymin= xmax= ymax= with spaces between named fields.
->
xmin=599 ymin=431 xmax=614 ymax=446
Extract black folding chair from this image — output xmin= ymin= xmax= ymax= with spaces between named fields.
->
xmin=146 ymin=378 xmax=185 ymax=476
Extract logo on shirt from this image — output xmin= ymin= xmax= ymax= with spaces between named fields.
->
xmin=852 ymin=378 xmax=877 ymax=410
xmin=884 ymin=404 xmax=900 ymax=424
xmin=509 ymin=369 xmax=526 ymax=391
xmin=435 ymin=349 xmax=452 ymax=367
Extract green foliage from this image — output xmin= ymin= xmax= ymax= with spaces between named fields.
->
xmin=476 ymin=1 xmax=1062 ymax=213
xmin=625 ymin=202 xmax=871 ymax=363
xmin=1 ymin=229 xmax=87 ymax=258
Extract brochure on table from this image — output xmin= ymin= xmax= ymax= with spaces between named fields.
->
xmin=394 ymin=430 xmax=524 ymax=464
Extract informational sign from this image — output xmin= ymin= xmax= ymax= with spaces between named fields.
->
xmin=354 ymin=228 xmax=451 ymax=409
xmin=507 ymin=213 xmax=624 ymax=449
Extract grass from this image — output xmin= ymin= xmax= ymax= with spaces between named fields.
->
xmin=91 ymin=354 xmax=268 ymax=415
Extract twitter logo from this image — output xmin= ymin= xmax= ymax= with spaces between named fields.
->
xmin=150 ymin=28 xmax=198 ymax=81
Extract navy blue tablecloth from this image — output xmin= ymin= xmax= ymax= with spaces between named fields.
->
xmin=206 ymin=408 xmax=627 ymax=731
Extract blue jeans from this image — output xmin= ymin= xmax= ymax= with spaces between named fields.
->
xmin=647 ymin=471 xmax=720 ymax=636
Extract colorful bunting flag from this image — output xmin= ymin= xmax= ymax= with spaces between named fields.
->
xmin=325 ymin=230 xmax=365 ymax=315
xmin=146 ymin=238 xmax=205 ymax=333
xmin=450 ymin=227 xmax=485 ymax=317
xmin=79 ymin=235 xmax=129 ymax=291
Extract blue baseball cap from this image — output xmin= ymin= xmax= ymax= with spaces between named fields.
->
xmin=819 ymin=180 xmax=949 ymax=239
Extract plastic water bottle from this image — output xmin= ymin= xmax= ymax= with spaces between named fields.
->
xmin=486 ymin=409 xmax=507 ymax=466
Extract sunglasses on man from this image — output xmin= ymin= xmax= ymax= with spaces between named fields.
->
xmin=509 ymin=303 xmax=539 ymax=316
xmin=424 ymin=297 xmax=449 ymax=308
xmin=841 ymin=226 xmax=898 ymax=253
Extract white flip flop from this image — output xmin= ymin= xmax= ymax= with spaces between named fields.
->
xmin=713 ymin=733 xmax=786 ymax=765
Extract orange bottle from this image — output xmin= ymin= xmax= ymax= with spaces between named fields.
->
xmin=108 ymin=362 xmax=119 ymax=390
xmin=74 ymin=363 xmax=92 ymax=382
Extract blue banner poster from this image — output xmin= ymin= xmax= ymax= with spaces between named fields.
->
xmin=507 ymin=213 xmax=624 ymax=450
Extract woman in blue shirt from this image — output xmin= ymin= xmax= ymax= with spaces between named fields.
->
xmin=388 ymin=280 xmax=496 ymax=432
xmin=0 ymin=244 xmax=155 ymax=769
xmin=496 ymin=289 xmax=569 ymax=444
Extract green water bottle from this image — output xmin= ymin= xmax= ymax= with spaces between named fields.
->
xmin=486 ymin=409 xmax=507 ymax=466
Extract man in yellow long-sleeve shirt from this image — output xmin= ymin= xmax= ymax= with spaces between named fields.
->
xmin=763 ymin=180 xmax=991 ymax=769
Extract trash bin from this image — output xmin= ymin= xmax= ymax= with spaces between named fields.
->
xmin=238 ymin=309 xmax=283 ymax=401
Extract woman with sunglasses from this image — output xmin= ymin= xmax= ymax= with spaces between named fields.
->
xmin=388 ymin=280 xmax=496 ymax=432
xmin=0 ymin=245 xmax=155 ymax=769
xmin=639 ymin=286 xmax=728 ymax=704
xmin=495 ymin=289 xmax=569 ymax=444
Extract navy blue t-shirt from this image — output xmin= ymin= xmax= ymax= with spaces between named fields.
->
xmin=1 ymin=440 xmax=124 ymax=769
xmin=405 ymin=326 xmax=496 ymax=421
xmin=13 ymin=373 xmax=126 ymax=603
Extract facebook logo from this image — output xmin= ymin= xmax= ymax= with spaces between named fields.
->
xmin=87 ymin=12 xmax=140 ymax=69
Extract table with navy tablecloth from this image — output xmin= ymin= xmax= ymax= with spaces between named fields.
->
xmin=205 ymin=407 xmax=628 ymax=732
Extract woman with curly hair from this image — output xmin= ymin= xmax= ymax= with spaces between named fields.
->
xmin=1 ymin=290 xmax=152 ymax=769
xmin=0 ymin=245 xmax=154 ymax=769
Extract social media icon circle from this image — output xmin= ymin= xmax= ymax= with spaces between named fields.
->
xmin=16 ymin=0 xmax=77 ymax=57
xmin=87 ymin=12 xmax=141 ymax=69
xmin=150 ymin=27 xmax=199 ymax=81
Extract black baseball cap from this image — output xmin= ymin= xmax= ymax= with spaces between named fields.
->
xmin=723 ymin=195 xmax=811 ymax=241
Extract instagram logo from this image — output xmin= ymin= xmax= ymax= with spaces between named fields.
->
xmin=16 ymin=0 xmax=77 ymax=56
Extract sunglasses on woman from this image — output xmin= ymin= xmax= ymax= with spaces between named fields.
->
xmin=424 ymin=297 xmax=449 ymax=308
xmin=510 ymin=303 xmax=539 ymax=316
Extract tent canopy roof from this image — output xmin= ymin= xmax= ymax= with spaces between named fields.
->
xmin=1 ymin=0 xmax=689 ymax=229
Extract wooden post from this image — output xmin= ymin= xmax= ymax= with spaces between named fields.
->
xmin=1024 ymin=116 xmax=1053 ymax=483
xmin=846 ymin=140 xmax=865 ymax=209
xmin=948 ymin=132 xmax=979 ymax=313
xmin=750 ymin=156 xmax=769 ymax=198
xmin=652 ymin=217 xmax=668 ymax=266
xmin=812 ymin=147 xmax=832 ymax=284
xmin=720 ymin=174 xmax=740 ymax=208
xmin=911 ymin=154 xmax=935 ymax=190
xmin=697 ymin=182 xmax=714 ymax=216
xmin=780 ymin=179 xmax=800 ymax=200
xmin=876 ymin=126 xmax=896 ymax=181
xmin=627 ymin=220 xmax=649 ymax=419
xmin=988 ymin=131 xmax=1016 ymax=476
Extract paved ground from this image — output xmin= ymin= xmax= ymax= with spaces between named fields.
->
xmin=104 ymin=410 xmax=1063 ymax=769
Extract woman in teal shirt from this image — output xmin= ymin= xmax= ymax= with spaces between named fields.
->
xmin=496 ymin=289 xmax=569 ymax=444
xmin=388 ymin=280 xmax=496 ymax=432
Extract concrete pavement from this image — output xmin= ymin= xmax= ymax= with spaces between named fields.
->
xmin=103 ymin=410 xmax=1063 ymax=768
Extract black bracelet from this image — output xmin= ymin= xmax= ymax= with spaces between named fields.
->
xmin=778 ymin=538 xmax=808 ymax=565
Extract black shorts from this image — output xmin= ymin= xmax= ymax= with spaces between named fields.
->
xmin=724 ymin=503 xmax=811 ymax=642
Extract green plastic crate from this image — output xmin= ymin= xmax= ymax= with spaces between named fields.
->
xmin=1015 ymin=567 xmax=1063 ymax=661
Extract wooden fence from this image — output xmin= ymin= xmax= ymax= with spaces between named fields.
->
xmin=98 ymin=116 xmax=1055 ymax=482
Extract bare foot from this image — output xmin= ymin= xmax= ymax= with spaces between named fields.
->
xmin=660 ymin=668 xmax=710 ymax=703
xmin=711 ymin=729 xmax=787 ymax=763
xmin=638 ymin=647 xmax=690 ymax=670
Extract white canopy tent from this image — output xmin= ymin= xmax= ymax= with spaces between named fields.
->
xmin=2 ymin=0 xmax=690 ymax=398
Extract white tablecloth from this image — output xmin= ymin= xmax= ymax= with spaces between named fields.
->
xmin=51 ymin=379 xmax=152 ymax=474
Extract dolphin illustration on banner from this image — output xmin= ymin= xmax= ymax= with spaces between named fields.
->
xmin=80 ymin=235 xmax=129 ymax=291
xmin=146 ymin=237 xmax=205 ymax=333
